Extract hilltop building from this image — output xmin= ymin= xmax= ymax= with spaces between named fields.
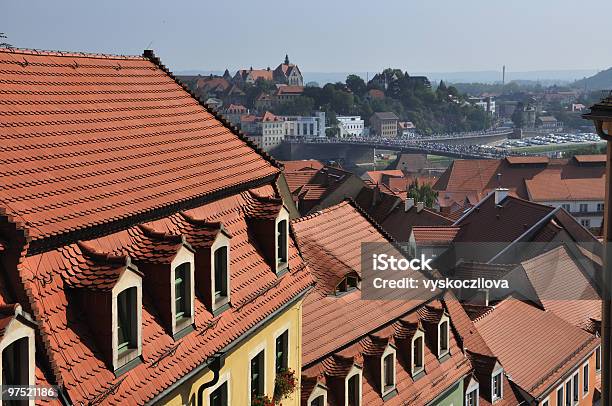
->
xmin=370 ymin=112 xmax=399 ymax=138
xmin=273 ymin=55 xmax=304 ymax=86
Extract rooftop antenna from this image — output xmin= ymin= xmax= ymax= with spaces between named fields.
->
xmin=502 ymin=65 xmax=506 ymax=86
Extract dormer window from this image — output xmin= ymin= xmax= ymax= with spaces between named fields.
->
xmin=345 ymin=365 xmax=362 ymax=406
xmin=307 ymin=384 xmax=328 ymax=406
xmin=112 ymin=265 xmax=143 ymax=372
xmin=411 ymin=329 xmax=425 ymax=376
xmin=276 ymin=218 xmax=288 ymax=268
xmin=174 ymin=263 xmax=190 ymax=321
xmin=381 ymin=345 xmax=396 ymax=397
xmin=117 ymin=287 xmax=138 ymax=356
xmin=171 ymin=253 xmax=195 ymax=335
xmin=214 ymin=246 xmax=228 ymax=299
xmin=438 ymin=314 xmax=450 ymax=358
xmin=0 ymin=305 xmax=36 ymax=402
xmin=335 ymin=274 xmax=360 ymax=295
xmin=466 ymin=376 xmax=480 ymax=406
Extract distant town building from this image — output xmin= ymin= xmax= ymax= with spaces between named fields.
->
xmin=232 ymin=66 xmax=273 ymax=85
xmin=469 ymin=96 xmax=496 ymax=115
xmin=222 ymin=104 xmax=249 ymax=125
xmin=260 ymin=111 xmax=285 ymax=151
xmin=282 ymin=112 xmax=326 ymax=139
xmin=255 ymin=93 xmax=274 ymax=111
xmin=336 ymin=115 xmax=364 ymax=137
xmin=370 ymin=111 xmax=399 ymax=137
xmin=275 ymin=85 xmax=305 ymax=104
xmin=205 ymin=97 xmax=223 ymax=110
xmin=273 ymin=55 xmax=304 ymax=86
xmin=537 ymin=115 xmax=561 ymax=129
xmin=398 ymin=121 xmax=416 ymax=136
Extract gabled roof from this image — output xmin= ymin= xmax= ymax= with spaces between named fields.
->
xmin=280 ymin=159 xmax=324 ymax=172
xmin=0 ymin=48 xmax=278 ymax=247
xmin=381 ymin=205 xmax=453 ymax=242
xmin=371 ymin=111 xmax=399 ymax=120
xmin=474 ymin=298 xmax=598 ymax=398
xmin=276 ymin=85 xmax=304 ymax=95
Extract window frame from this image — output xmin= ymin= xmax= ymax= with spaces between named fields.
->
xmin=307 ymin=384 xmax=327 ymax=406
xmin=117 ymin=287 xmax=138 ymax=356
xmin=492 ymin=370 xmax=503 ymax=402
xmin=465 ymin=378 xmax=479 ymax=406
xmin=171 ymin=250 xmax=195 ymax=334
xmin=411 ymin=329 xmax=425 ymax=376
xmin=540 ymin=396 xmax=549 ymax=406
xmin=583 ymin=361 xmax=589 ymax=398
xmin=248 ymin=344 xmax=267 ymax=405
xmin=275 ymin=208 xmax=290 ymax=273
xmin=572 ymin=370 xmax=579 ymax=404
xmin=596 ymin=346 xmax=601 ymax=373
xmin=206 ymin=372 xmax=231 ymax=406
xmin=111 ymin=268 xmax=142 ymax=371
xmin=274 ymin=327 xmax=290 ymax=374
xmin=344 ymin=365 xmax=362 ymax=406
xmin=438 ymin=314 xmax=450 ymax=358
xmin=210 ymin=231 xmax=231 ymax=313
xmin=380 ymin=345 xmax=396 ymax=396
xmin=556 ymin=385 xmax=563 ymax=406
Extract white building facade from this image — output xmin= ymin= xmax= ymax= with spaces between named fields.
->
xmin=282 ymin=112 xmax=326 ymax=139
xmin=337 ymin=116 xmax=364 ymax=138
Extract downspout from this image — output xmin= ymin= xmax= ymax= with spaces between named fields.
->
xmin=196 ymin=352 xmax=225 ymax=406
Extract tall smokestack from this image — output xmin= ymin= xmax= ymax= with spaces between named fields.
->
xmin=502 ymin=65 xmax=506 ymax=86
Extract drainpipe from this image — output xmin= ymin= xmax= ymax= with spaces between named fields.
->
xmin=197 ymin=352 xmax=226 ymax=406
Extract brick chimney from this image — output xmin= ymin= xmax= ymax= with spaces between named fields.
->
xmin=416 ymin=202 xmax=425 ymax=212
xmin=405 ymin=197 xmax=415 ymax=212
xmin=494 ymin=188 xmax=509 ymax=205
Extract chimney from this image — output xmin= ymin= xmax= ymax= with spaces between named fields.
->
xmin=494 ymin=188 xmax=509 ymax=205
xmin=405 ymin=197 xmax=415 ymax=212
xmin=416 ymin=202 xmax=424 ymax=212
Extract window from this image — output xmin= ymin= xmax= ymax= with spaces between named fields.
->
xmin=565 ymin=379 xmax=571 ymax=406
xmin=277 ymin=219 xmax=288 ymax=266
xmin=174 ymin=263 xmax=190 ymax=321
xmin=347 ymin=373 xmax=360 ymax=406
xmin=214 ymin=246 xmax=228 ymax=300
xmin=347 ymin=276 xmax=359 ymax=290
xmin=572 ymin=372 xmax=579 ymax=403
xmin=2 ymin=337 xmax=29 ymax=389
xmin=579 ymin=203 xmax=588 ymax=213
xmin=580 ymin=219 xmax=591 ymax=227
xmin=562 ymin=204 xmax=571 ymax=211
xmin=583 ymin=362 xmax=589 ymax=396
xmin=597 ymin=203 xmax=604 ymax=212
xmin=412 ymin=334 xmax=424 ymax=374
xmin=492 ymin=372 xmax=503 ymax=401
xmin=439 ymin=318 xmax=449 ymax=357
xmin=466 ymin=388 xmax=478 ymax=406
xmin=383 ymin=353 xmax=395 ymax=391
xmin=210 ymin=382 xmax=228 ymax=406
xmin=250 ymin=350 xmax=265 ymax=401
xmin=596 ymin=347 xmax=601 ymax=372
xmin=275 ymin=330 xmax=289 ymax=373
xmin=557 ymin=387 xmax=563 ymax=406
xmin=541 ymin=398 xmax=549 ymax=406
xmin=310 ymin=395 xmax=324 ymax=406
xmin=117 ymin=287 xmax=137 ymax=355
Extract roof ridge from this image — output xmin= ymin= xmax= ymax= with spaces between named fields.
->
xmin=0 ymin=46 xmax=145 ymax=60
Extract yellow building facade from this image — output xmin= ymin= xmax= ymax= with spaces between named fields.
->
xmin=160 ymin=299 xmax=303 ymax=406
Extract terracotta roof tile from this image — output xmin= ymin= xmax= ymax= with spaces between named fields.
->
xmin=412 ymin=226 xmax=461 ymax=244
xmin=474 ymin=298 xmax=599 ymax=397
xmin=0 ymin=48 xmax=278 ymax=243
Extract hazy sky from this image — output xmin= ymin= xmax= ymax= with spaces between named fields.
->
xmin=2 ymin=0 xmax=611 ymax=74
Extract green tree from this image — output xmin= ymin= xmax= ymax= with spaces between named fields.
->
xmin=407 ymin=178 xmax=438 ymax=208
xmin=273 ymin=96 xmax=315 ymax=116
xmin=346 ymin=74 xmax=367 ymax=97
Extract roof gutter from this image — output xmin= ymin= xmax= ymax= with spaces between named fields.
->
xmin=452 ymin=190 xmax=495 ymax=226
xmin=145 ymin=286 xmax=311 ymax=405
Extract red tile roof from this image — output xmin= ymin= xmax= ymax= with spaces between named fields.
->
xmin=276 ymin=85 xmax=304 ymax=95
xmin=0 ymin=48 xmax=312 ymax=405
xmin=434 ymin=157 xmax=604 ymax=206
xmin=474 ymin=298 xmax=598 ymax=398
xmin=574 ymin=154 xmax=606 ymax=163
xmin=411 ymin=226 xmax=461 ymax=245
xmin=21 ymin=186 xmax=313 ymax=405
xmin=280 ymin=159 xmax=324 ymax=172
xmin=381 ymin=206 xmax=453 ymax=242
xmin=0 ymin=48 xmax=278 ymax=244
xmin=519 ymin=245 xmax=601 ymax=331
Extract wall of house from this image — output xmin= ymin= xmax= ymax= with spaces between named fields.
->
xmin=429 ymin=379 xmax=464 ymax=406
xmin=537 ymin=200 xmax=603 ymax=228
xmin=538 ymin=348 xmax=598 ymax=406
xmin=159 ymin=299 xmax=303 ymax=406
